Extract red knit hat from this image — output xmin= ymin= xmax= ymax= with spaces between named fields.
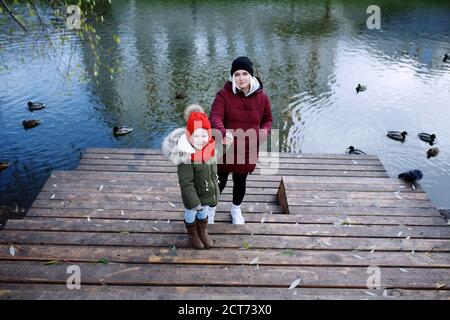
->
xmin=185 ymin=108 xmax=211 ymax=139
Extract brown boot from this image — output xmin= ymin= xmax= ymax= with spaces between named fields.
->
xmin=197 ymin=218 xmax=214 ymax=249
xmin=185 ymin=220 xmax=204 ymax=249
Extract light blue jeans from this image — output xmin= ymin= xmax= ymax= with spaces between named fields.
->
xmin=184 ymin=206 xmax=209 ymax=223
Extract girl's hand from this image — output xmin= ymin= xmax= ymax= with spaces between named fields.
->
xmin=222 ymin=131 xmax=233 ymax=145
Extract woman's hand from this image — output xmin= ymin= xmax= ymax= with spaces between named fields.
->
xmin=222 ymin=131 xmax=233 ymax=145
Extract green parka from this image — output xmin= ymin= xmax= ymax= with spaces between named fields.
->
xmin=162 ymin=127 xmax=220 ymax=209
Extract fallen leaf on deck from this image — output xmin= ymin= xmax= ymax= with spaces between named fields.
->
xmin=288 ymin=278 xmax=301 ymax=290
xmin=100 ymin=267 xmax=140 ymax=282
xmin=242 ymin=240 xmax=251 ymax=249
xmin=394 ymin=192 xmax=402 ymax=200
xmin=250 ymin=257 xmax=259 ymax=265
xmin=279 ymin=250 xmax=294 ymax=257
xmin=168 ymin=202 xmax=176 ymax=208
xmin=436 ymin=283 xmax=447 ymax=289
xmin=97 ymin=258 xmax=110 ymax=264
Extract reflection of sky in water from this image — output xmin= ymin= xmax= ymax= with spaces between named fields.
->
xmin=0 ymin=0 xmax=450 ymax=211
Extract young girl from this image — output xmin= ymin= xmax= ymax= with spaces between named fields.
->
xmin=162 ymin=104 xmax=219 ymax=249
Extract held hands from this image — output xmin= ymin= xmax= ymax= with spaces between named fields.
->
xmin=222 ymin=131 xmax=233 ymax=145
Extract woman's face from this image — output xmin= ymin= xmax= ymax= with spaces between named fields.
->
xmin=190 ymin=128 xmax=210 ymax=150
xmin=233 ymin=70 xmax=251 ymax=90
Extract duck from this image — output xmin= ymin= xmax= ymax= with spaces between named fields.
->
xmin=175 ymin=92 xmax=187 ymax=99
xmin=356 ymin=84 xmax=367 ymax=93
xmin=113 ymin=126 xmax=133 ymax=136
xmin=387 ymin=131 xmax=407 ymax=141
xmin=398 ymin=169 xmax=423 ymax=183
xmin=0 ymin=162 xmax=10 ymax=171
xmin=347 ymin=146 xmax=366 ymax=155
xmin=444 ymin=54 xmax=449 ymax=63
xmin=418 ymin=132 xmax=436 ymax=145
xmin=23 ymin=120 xmax=41 ymax=129
xmin=27 ymin=101 xmax=45 ymax=111
xmin=427 ymin=148 xmax=439 ymax=159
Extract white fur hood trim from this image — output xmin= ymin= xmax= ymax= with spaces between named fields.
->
xmin=162 ymin=128 xmax=196 ymax=165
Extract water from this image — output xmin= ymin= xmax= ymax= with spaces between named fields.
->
xmin=1 ymin=0 xmax=450 ymax=217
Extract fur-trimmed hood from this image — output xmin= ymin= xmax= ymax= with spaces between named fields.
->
xmin=162 ymin=127 xmax=196 ymax=165
xmin=163 ymin=104 xmax=217 ymax=165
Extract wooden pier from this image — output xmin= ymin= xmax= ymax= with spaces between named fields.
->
xmin=0 ymin=148 xmax=449 ymax=299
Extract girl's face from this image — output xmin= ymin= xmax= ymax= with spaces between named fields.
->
xmin=190 ymin=128 xmax=210 ymax=150
xmin=233 ymin=70 xmax=251 ymax=90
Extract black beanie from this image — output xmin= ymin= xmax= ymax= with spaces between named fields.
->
xmin=230 ymin=56 xmax=254 ymax=76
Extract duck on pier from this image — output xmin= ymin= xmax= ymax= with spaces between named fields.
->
xmin=346 ymin=146 xmax=366 ymax=155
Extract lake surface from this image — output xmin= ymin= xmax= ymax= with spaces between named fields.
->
xmin=1 ymin=0 xmax=450 ymax=219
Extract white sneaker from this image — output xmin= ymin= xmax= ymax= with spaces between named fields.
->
xmin=208 ymin=206 xmax=216 ymax=224
xmin=230 ymin=204 xmax=245 ymax=224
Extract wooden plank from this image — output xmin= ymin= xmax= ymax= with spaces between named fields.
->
xmin=0 ymin=261 xmax=447 ymax=289
xmin=42 ymin=178 xmax=424 ymax=193
xmin=83 ymin=152 xmax=383 ymax=166
xmin=2 ymin=284 xmax=448 ymax=300
xmin=1 ymin=245 xmax=449 ymax=268
xmin=75 ymin=164 xmax=390 ymax=178
xmin=51 ymin=170 xmax=397 ymax=184
xmin=24 ymin=208 xmax=449 ymax=226
xmin=287 ymin=198 xmax=434 ymax=208
xmin=35 ymin=191 xmax=436 ymax=209
xmin=2 ymin=230 xmax=448 ymax=251
xmin=79 ymin=158 xmax=386 ymax=172
xmin=4 ymin=218 xmax=450 ymax=239
xmin=85 ymin=148 xmax=380 ymax=160
xmin=36 ymin=191 xmax=278 ymax=204
xmin=29 ymin=199 xmax=442 ymax=217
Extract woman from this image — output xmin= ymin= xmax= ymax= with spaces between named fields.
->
xmin=208 ymin=56 xmax=273 ymax=224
